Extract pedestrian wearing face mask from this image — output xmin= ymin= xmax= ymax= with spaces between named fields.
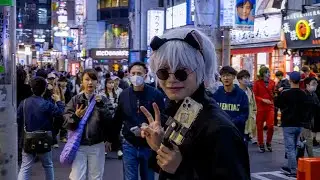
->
xmin=112 ymin=62 xmax=165 ymax=180
xmin=253 ymin=67 xmax=276 ymax=153
xmin=300 ymin=77 xmax=320 ymax=157
xmin=237 ymin=70 xmax=257 ymax=144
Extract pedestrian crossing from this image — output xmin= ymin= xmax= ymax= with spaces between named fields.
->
xmin=251 ymin=171 xmax=296 ymax=180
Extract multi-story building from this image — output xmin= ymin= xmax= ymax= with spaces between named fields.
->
xmin=16 ymin=0 xmax=52 ymax=65
xmin=87 ymin=0 xmax=130 ymax=71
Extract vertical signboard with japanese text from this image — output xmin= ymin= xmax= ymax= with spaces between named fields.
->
xmin=147 ymin=10 xmax=165 ymax=45
xmin=234 ymin=0 xmax=256 ymax=31
xmin=220 ymin=0 xmax=236 ymax=27
xmin=282 ymin=10 xmax=320 ymax=49
xmin=166 ymin=3 xmax=187 ymax=29
xmin=194 ymin=0 xmax=216 ymax=27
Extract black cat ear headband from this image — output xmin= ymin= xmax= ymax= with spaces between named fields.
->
xmin=150 ymin=30 xmax=204 ymax=56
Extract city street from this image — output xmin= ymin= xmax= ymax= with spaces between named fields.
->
xmin=28 ymin=127 xmax=320 ymax=180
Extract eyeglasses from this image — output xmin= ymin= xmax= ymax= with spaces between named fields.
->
xmin=150 ymin=30 xmax=203 ymax=56
xmin=156 ymin=68 xmax=194 ymax=81
xmin=221 ymin=74 xmax=234 ymax=79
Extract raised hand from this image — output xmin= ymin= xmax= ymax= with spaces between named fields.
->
xmin=75 ymin=104 xmax=87 ymax=118
xmin=140 ymin=103 xmax=164 ymax=151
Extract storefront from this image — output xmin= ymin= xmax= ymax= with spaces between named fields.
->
xmin=282 ymin=9 xmax=320 ymax=73
xmin=89 ymin=48 xmax=129 ymax=71
xmin=230 ymin=14 xmax=286 ymax=79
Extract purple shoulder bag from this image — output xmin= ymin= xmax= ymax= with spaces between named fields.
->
xmin=60 ymin=95 xmax=96 ymax=165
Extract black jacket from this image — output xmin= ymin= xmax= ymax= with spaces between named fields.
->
xmin=150 ymin=84 xmax=251 ymax=180
xmin=276 ymin=88 xmax=309 ymax=127
xmin=63 ymin=93 xmax=113 ymax=145
xmin=304 ymin=91 xmax=320 ymax=130
xmin=112 ymin=84 xmax=165 ymax=147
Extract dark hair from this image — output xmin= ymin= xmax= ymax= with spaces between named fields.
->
xmin=36 ymin=68 xmax=48 ymax=79
xmin=128 ymin=62 xmax=147 ymax=74
xmin=275 ymin=71 xmax=284 ymax=77
xmin=236 ymin=0 xmax=253 ymax=8
xmin=58 ymin=76 xmax=67 ymax=82
xmin=94 ymin=67 xmax=102 ymax=72
xmin=105 ymin=72 xmax=111 ymax=79
xmin=104 ymin=78 xmax=117 ymax=103
xmin=304 ymin=77 xmax=318 ymax=86
xmin=219 ymin=66 xmax=237 ymax=76
xmin=17 ymin=67 xmax=27 ymax=84
xmin=82 ymin=69 xmax=98 ymax=81
xmin=30 ymin=77 xmax=47 ymax=96
xmin=237 ymin=70 xmax=250 ymax=80
xmin=301 ymin=66 xmax=310 ymax=73
xmin=118 ymin=70 xmax=125 ymax=79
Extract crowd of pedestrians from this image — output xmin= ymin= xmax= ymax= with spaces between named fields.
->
xmin=15 ymin=27 xmax=320 ymax=180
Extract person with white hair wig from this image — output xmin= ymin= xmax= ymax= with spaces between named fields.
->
xmin=139 ymin=28 xmax=251 ymax=179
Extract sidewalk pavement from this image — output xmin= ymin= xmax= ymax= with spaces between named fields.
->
xmin=272 ymin=126 xmax=320 ymax=156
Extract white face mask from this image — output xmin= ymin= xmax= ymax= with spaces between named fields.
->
xmin=242 ymin=78 xmax=250 ymax=86
xmin=130 ymin=75 xmax=144 ymax=87
xmin=307 ymin=85 xmax=317 ymax=92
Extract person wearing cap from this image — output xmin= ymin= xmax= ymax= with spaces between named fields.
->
xmin=213 ymin=66 xmax=249 ymax=139
xmin=112 ymin=75 xmax=123 ymax=98
xmin=276 ymin=71 xmax=309 ymax=177
xmin=253 ymin=66 xmax=276 ymax=153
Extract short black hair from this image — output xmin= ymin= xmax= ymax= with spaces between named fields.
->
xmin=275 ymin=71 xmax=284 ymax=77
xmin=17 ymin=67 xmax=27 ymax=84
xmin=304 ymin=77 xmax=318 ymax=86
xmin=36 ymin=68 xmax=48 ymax=79
xmin=30 ymin=77 xmax=47 ymax=96
xmin=94 ymin=67 xmax=102 ymax=72
xmin=301 ymin=66 xmax=310 ymax=73
xmin=82 ymin=69 xmax=98 ymax=81
xmin=219 ymin=66 xmax=237 ymax=76
xmin=58 ymin=76 xmax=67 ymax=82
xmin=105 ymin=72 xmax=111 ymax=79
xmin=237 ymin=70 xmax=250 ymax=80
xmin=128 ymin=62 xmax=148 ymax=74
xmin=118 ymin=70 xmax=125 ymax=79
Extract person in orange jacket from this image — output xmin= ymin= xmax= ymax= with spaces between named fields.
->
xmin=253 ymin=67 xmax=276 ymax=153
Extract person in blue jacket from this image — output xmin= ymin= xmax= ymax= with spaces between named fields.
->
xmin=213 ymin=66 xmax=249 ymax=138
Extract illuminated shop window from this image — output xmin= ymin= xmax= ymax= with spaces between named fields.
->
xmin=105 ymin=24 xmax=129 ymax=48
xmin=100 ymin=0 xmax=128 ymax=8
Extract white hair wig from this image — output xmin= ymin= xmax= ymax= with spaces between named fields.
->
xmin=149 ymin=28 xmax=217 ymax=86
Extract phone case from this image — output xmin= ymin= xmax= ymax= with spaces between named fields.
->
xmin=169 ymin=97 xmax=203 ymax=145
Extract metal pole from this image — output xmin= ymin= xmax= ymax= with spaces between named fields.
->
xmin=0 ymin=0 xmax=18 ymax=179
xmin=222 ymin=28 xmax=231 ymax=66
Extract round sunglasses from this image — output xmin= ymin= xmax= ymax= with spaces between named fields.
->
xmin=156 ymin=68 xmax=194 ymax=81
